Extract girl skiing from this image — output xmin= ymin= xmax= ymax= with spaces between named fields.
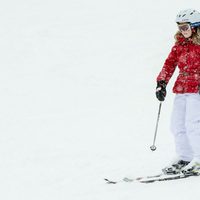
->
xmin=156 ymin=9 xmax=200 ymax=175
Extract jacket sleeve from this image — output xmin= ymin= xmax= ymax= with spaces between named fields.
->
xmin=156 ymin=45 xmax=178 ymax=83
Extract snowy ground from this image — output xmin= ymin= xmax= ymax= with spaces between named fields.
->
xmin=0 ymin=0 xmax=200 ymax=199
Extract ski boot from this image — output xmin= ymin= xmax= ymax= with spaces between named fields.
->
xmin=181 ymin=159 xmax=200 ymax=176
xmin=162 ymin=159 xmax=190 ymax=175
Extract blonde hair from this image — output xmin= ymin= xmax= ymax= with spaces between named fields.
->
xmin=174 ymin=27 xmax=200 ymax=45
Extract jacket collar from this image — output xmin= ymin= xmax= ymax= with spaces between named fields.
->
xmin=176 ymin=35 xmax=193 ymax=45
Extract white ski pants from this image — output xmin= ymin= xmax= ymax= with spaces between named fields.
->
xmin=171 ymin=94 xmax=200 ymax=162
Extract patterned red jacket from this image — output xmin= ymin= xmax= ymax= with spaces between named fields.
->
xmin=157 ymin=36 xmax=200 ymax=93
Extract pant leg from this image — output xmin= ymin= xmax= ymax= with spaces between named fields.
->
xmin=170 ymin=94 xmax=193 ymax=161
xmin=186 ymin=94 xmax=200 ymax=161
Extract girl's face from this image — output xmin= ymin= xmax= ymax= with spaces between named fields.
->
xmin=178 ymin=23 xmax=192 ymax=38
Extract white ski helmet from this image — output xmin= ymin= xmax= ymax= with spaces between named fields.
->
xmin=176 ymin=9 xmax=200 ymax=27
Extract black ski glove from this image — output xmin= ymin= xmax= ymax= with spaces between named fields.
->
xmin=156 ymin=80 xmax=167 ymax=101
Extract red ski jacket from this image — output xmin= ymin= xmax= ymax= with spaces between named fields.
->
xmin=157 ymin=37 xmax=200 ymax=93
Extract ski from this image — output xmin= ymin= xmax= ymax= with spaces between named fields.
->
xmin=104 ymin=173 xmax=200 ymax=184
xmin=104 ymin=173 xmax=162 ymax=184
xmin=139 ymin=173 xmax=200 ymax=183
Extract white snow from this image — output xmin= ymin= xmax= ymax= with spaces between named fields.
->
xmin=0 ymin=0 xmax=200 ymax=199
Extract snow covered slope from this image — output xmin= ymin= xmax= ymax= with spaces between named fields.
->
xmin=0 ymin=0 xmax=200 ymax=199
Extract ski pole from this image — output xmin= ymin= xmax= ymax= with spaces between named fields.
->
xmin=150 ymin=102 xmax=162 ymax=151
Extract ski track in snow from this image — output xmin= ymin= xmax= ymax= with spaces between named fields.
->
xmin=0 ymin=0 xmax=200 ymax=199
